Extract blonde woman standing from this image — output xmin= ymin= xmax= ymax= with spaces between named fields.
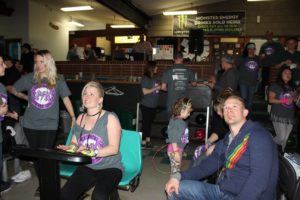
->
xmin=8 ymin=50 xmax=75 ymax=196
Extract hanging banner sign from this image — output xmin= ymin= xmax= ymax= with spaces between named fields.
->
xmin=173 ymin=11 xmax=245 ymax=36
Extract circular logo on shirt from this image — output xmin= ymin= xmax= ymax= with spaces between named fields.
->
xmin=245 ymin=60 xmax=258 ymax=72
xmin=31 ymin=83 xmax=56 ymax=109
xmin=181 ymin=128 xmax=189 ymax=144
xmin=265 ymin=47 xmax=275 ymax=56
xmin=0 ymin=93 xmax=7 ymax=121
xmin=280 ymin=91 xmax=294 ymax=109
xmin=78 ymin=133 xmax=106 ymax=164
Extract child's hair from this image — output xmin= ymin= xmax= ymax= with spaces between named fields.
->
xmin=213 ymin=88 xmax=234 ymax=112
xmin=171 ymin=97 xmax=192 ymax=117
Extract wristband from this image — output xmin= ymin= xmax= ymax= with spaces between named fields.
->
xmin=280 ymin=98 xmax=289 ymax=104
xmin=66 ymin=144 xmax=78 ymax=153
xmin=206 ymin=141 xmax=213 ymax=148
xmin=81 ymin=148 xmax=96 ymax=157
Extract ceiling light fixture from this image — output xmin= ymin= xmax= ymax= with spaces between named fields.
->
xmin=163 ymin=10 xmax=197 ymax=16
xmin=69 ymin=20 xmax=85 ymax=27
xmin=61 ymin=5 xmax=93 ymax=12
xmin=110 ymin=24 xmax=135 ymax=28
xmin=247 ymin=0 xmax=272 ymax=1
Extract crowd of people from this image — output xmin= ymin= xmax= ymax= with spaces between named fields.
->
xmin=0 ymin=32 xmax=298 ymax=200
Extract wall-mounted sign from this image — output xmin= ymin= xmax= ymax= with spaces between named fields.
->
xmin=173 ymin=11 xmax=245 ymax=36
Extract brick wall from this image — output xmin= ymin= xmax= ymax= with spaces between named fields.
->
xmin=56 ymin=61 xmax=215 ymax=79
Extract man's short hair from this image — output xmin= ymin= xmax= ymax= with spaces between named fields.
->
xmin=224 ymin=93 xmax=246 ymax=108
xmin=285 ymin=37 xmax=298 ymax=43
xmin=221 ymin=55 xmax=234 ymax=64
xmin=22 ymin=43 xmax=31 ymax=50
xmin=174 ymin=51 xmax=183 ymax=60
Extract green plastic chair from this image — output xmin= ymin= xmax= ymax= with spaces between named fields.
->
xmin=118 ymin=129 xmax=142 ymax=191
xmin=59 ymin=129 xmax=143 ymax=193
xmin=59 ymin=127 xmax=77 ymax=177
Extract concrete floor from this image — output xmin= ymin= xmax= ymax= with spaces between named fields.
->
xmin=2 ymin=139 xmax=194 ymax=200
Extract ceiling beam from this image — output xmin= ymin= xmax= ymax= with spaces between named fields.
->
xmin=96 ymin=0 xmax=149 ymax=29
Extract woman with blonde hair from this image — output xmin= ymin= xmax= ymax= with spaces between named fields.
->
xmin=8 ymin=50 xmax=75 ymax=196
xmin=58 ymin=81 xmax=123 ymax=200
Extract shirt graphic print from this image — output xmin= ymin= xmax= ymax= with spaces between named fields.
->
xmin=245 ymin=60 xmax=259 ymax=72
xmin=78 ymin=133 xmax=106 ymax=164
xmin=31 ymin=83 xmax=56 ymax=109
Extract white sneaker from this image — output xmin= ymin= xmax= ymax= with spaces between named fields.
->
xmin=11 ymin=171 xmax=22 ymax=180
xmin=13 ymin=170 xmax=31 ymax=183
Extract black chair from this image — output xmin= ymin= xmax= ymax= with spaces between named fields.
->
xmin=278 ymin=153 xmax=298 ymax=200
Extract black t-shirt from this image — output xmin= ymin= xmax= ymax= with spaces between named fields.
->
xmin=21 ymin=51 xmax=34 ymax=73
xmin=1 ymin=66 xmax=21 ymax=86
xmin=209 ymin=111 xmax=229 ymax=140
xmin=276 ymin=50 xmax=300 ymax=66
xmin=259 ymin=41 xmax=284 ymax=67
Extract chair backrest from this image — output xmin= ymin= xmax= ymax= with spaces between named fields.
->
xmin=120 ymin=129 xmax=142 ymax=175
xmin=278 ymin=153 xmax=298 ymax=200
xmin=65 ymin=127 xmax=73 ymax=145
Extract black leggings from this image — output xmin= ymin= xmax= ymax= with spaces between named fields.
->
xmin=61 ymin=166 xmax=122 ymax=200
xmin=140 ymin=105 xmax=157 ymax=140
xmin=23 ymin=128 xmax=57 ymax=179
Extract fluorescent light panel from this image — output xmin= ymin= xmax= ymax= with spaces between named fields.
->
xmin=110 ymin=24 xmax=135 ymax=28
xmin=163 ymin=10 xmax=197 ymax=15
xmin=247 ymin=0 xmax=272 ymax=1
xmin=70 ymin=21 xmax=85 ymax=27
xmin=61 ymin=6 xmax=93 ymax=12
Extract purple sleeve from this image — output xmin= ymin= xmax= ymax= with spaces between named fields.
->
xmin=181 ymin=139 xmax=226 ymax=180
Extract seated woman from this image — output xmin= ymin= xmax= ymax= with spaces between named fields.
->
xmin=57 ymin=81 xmax=123 ymax=200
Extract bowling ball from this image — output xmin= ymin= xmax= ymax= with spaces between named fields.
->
xmin=195 ymin=114 xmax=206 ymax=125
xmin=161 ymin=127 xmax=168 ymax=139
xmin=194 ymin=129 xmax=205 ymax=140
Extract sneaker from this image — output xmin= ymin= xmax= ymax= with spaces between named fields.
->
xmin=0 ymin=181 xmax=12 ymax=194
xmin=11 ymin=171 xmax=24 ymax=180
xmin=13 ymin=170 xmax=31 ymax=183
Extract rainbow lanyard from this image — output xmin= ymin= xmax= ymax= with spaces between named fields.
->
xmin=225 ymin=133 xmax=250 ymax=169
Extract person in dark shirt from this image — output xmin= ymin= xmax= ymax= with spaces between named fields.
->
xmin=237 ymin=43 xmax=261 ymax=111
xmin=192 ymin=89 xmax=230 ymax=166
xmin=259 ymin=31 xmax=284 ymax=98
xmin=66 ymin=43 xmax=80 ymax=61
xmin=2 ymin=57 xmax=22 ymax=114
xmin=21 ymin=43 xmax=34 ymax=73
xmin=275 ymin=37 xmax=300 ymax=85
xmin=205 ymin=54 xmax=239 ymax=99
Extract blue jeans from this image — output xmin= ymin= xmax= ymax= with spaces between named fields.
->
xmin=169 ymin=180 xmax=235 ymax=200
xmin=239 ymin=84 xmax=256 ymax=110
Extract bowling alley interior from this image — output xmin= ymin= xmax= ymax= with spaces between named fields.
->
xmin=0 ymin=0 xmax=300 ymax=199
